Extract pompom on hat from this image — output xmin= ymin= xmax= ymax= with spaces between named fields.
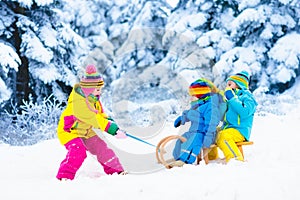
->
xmin=188 ymin=79 xmax=212 ymax=99
xmin=80 ymin=64 xmax=104 ymax=97
xmin=226 ymin=71 xmax=250 ymax=90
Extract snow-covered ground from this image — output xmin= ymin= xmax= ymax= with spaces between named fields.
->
xmin=1 ymin=86 xmax=300 ymax=200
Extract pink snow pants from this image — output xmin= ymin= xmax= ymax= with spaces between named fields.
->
xmin=56 ymin=135 xmax=124 ymax=180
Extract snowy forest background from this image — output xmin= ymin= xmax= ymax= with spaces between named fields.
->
xmin=0 ymin=0 xmax=300 ymax=146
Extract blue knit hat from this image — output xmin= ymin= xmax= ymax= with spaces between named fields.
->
xmin=226 ymin=71 xmax=250 ymax=89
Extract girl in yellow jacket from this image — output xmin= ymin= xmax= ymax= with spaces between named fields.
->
xmin=56 ymin=65 xmax=127 ymax=181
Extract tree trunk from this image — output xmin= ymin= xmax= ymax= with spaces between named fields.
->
xmin=11 ymin=4 xmax=31 ymax=108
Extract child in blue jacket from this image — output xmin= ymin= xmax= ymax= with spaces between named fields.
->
xmin=172 ymin=79 xmax=226 ymax=166
xmin=216 ymin=71 xmax=257 ymax=163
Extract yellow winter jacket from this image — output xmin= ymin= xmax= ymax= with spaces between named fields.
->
xmin=57 ymin=84 xmax=118 ymax=145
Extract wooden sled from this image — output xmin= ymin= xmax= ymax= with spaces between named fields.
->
xmin=197 ymin=141 xmax=254 ymax=165
xmin=156 ymin=135 xmax=254 ymax=167
xmin=156 ymin=135 xmax=186 ymax=169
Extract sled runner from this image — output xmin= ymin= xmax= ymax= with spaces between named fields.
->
xmin=156 ymin=135 xmax=186 ymax=169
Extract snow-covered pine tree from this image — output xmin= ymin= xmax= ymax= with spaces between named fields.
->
xmin=1 ymin=0 xmax=300 ymax=110
xmin=212 ymin=0 xmax=300 ymax=93
xmin=0 ymin=0 xmax=88 ymax=110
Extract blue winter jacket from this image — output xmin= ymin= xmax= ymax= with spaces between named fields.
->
xmin=181 ymin=94 xmax=225 ymax=148
xmin=223 ymin=89 xmax=257 ymax=141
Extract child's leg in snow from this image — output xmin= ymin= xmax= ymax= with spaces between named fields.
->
xmin=83 ymin=135 xmax=124 ymax=174
xmin=172 ymin=139 xmax=182 ymax=160
xmin=173 ymin=132 xmax=203 ymax=164
xmin=56 ymin=138 xmax=87 ymax=180
xmin=172 ymin=132 xmax=192 ymax=160
xmin=216 ymin=128 xmax=245 ymax=162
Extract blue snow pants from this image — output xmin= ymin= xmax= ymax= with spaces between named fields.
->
xmin=172 ymin=132 xmax=204 ymax=164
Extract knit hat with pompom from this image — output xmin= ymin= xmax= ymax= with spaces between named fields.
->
xmin=226 ymin=71 xmax=250 ymax=90
xmin=189 ymin=79 xmax=212 ymax=99
xmin=80 ymin=65 xmax=104 ymax=97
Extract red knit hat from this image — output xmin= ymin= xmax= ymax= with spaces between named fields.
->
xmin=80 ymin=65 xmax=104 ymax=97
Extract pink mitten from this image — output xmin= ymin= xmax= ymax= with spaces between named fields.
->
xmin=115 ymin=130 xmax=127 ymax=139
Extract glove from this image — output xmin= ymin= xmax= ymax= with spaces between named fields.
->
xmin=115 ymin=130 xmax=127 ymax=139
xmin=174 ymin=116 xmax=182 ymax=128
xmin=224 ymin=87 xmax=235 ymax=100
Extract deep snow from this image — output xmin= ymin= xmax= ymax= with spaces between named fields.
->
xmin=1 ymin=90 xmax=300 ymax=200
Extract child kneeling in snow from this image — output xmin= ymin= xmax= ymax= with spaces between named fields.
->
xmin=216 ymin=71 xmax=257 ymax=163
xmin=172 ymin=79 xmax=226 ymax=166
xmin=56 ymin=65 xmax=127 ymax=181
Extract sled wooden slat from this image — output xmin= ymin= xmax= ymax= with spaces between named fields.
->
xmin=197 ymin=141 xmax=254 ymax=165
xmin=236 ymin=141 xmax=254 ymax=159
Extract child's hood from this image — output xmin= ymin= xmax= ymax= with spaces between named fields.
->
xmin=67 ymin=84 xmax=85 ymax=104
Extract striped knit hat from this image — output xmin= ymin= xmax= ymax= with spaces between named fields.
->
xmin=226 ymin=71 xmax=250 ymax=90
xmin=80 ymin=64 xmax=104 ymax=96
xmin=189 ymin=79 xmax=212 ymax=99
